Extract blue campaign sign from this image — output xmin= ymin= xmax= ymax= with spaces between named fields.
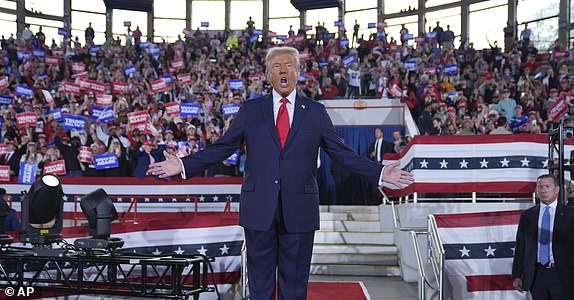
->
xmin=339 ymin=39 xmax=349 ymax=48
xmin=124 ymin=66 xmax=137 ymax=77
xmin=319 ymin=61 xmax=329 ymax=68
xmin=250 ymin=34 xmax=259 ymax=43
xmin=201 ymin=22 xmax=209 ymax=27
xmin=368 ymin=23 xmax=376 ymax=29
xmin=91 ymin=106 xmax=114 ymax=123
xmin=58 ymin=28 xmax=68 ymax=37
xmin=443 ymin=64 xmax=459 ymax=75
xmin=404 ymin=60 xmax=417 ymax=72
xmin=162 ymin=75 xmax=173 ymax=84
xmin=229 ymin=79 xmax=244 ymax=90
xmin=226 ymin=150 xmax=240 ymax=165
xmin=426 ymin=32 xmax=438 ymax=40
xmin=147 ymin=45 xmax=160 ymax=60
xmin=222 ymin=104 xmax=241 ymax=118
xmin=447 ymin=91 xmax=457 ymax=100
xmin=377 ymin=31 xmax=386 ymax=39
xmin=0 ymin=95 xmax=13 ymax=105
xmin=342 ymin=54 xmax=356 ymax=68
xmin=276 ymin=35 xmax=287 ymax=40
xmin=253 ymin=29 xmax=262 ymax=35
xmin=50 ymin=108 xmax=63 ymax=122
xmin=62 ymin=114 xmax=86 ymax=131
xmin=334 ymin=20 xmax=343 ymax=27
xmin=139 ymin=41 xmax=150 ymax=49
xmin=90 ymin=46 xmax=101 ymax=56
xmin=403 ymin=33 xmax=414 ymax=41
xmin=15 ymin=84 xmax=34 ymax=98
xmin=180 ymin=103 xmax=200 ymax=118
xmin=33 ymin=49 xmax=46 ymax=58
xmin=94 ymin=153 xmax=119 ymax=170
xmin=17 ymin=51 xmax=31 ymax=61
xmin=18 ymin=162 xmax=37 ymax=185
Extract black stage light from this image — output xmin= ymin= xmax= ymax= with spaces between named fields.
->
xmin=74 ymin=189 xmax=123 ymax=251
xmin=20 ymin=174 xmax=64 ymax=247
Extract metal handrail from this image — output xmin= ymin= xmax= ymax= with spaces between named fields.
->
xmin=410 ymin=230 xmax=440 ymax=300
xmin=427 ymin=215 xmax=444 ymax=300
xmin=390 ymin=201 xmax=427 ymax=232
xmin=241 ymin=240 xmax=248 ymax=299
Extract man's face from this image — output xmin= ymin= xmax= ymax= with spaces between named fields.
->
xmin=267 ymin=52 xmax=300 ymax=97
xmin=375 ymin=129 xmax=382 ymax=139
xmin=536 ymin=177 xmax=559 ymax=205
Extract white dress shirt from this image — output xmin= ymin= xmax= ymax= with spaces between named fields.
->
xmin=375 ymin=138 xmax=383 ymax=163
xmin=538 ymin=200 xmax=557 ymax=264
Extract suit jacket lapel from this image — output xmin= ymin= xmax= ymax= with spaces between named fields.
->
xmin=259 ymin=94 xmax=281 ymax=150
xmin=283 ymin=94 xmax=308 ymax=150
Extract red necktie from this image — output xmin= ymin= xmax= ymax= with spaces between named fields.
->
xmin=276 ymin=97 xmax=290 ymax=149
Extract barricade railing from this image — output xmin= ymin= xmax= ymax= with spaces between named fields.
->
xmin=427 ymin=215 xmax=444 ymax=300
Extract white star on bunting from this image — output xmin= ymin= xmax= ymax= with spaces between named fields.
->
xmin=484 ymin=245 xmax=496 ymax=257
xmin=479 ymin=159 xmax=489 ymax=168
xmin=219 ymin=244 xmax=230 ymax=255
xmin=197 ymin=246 xmax=208 ymax=255
xmin=213 ymin=195 xmax=219 ymax=202
xmin=152 ymin=248 xmax=162 ymax=255
xmin=174 ymin=246 xmax=185 ymax=255
xmin=459 ymin=159 xmax=469 ymax=168
xmin=439 ymin=159 xmax=448 ymax=169
xmin=542 ymin=159 xmax=548 ymax=168
xmin=419 ymin=159 xmax=429 ymax=168
xmin=500 ymin=158 xmax=510 ymax=167
xmin=520 ymin=157 xmax=530 ymax=167
xmin=459 ymin=246 xmax=470 ymax=258
xmin=199 ymin=195 xmax=205 ymax=202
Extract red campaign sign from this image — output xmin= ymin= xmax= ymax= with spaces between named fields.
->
xmin=0 ymin=165 xmax=9 ymax=182
xmin=52 ymin=48 xmax=65 ymax=56
xmin=555 ymin=51 xmax=568 ymax=60
xmin=23 ymin=61 xmax=32 ymax=71
xmin=146 ymin=121 xmax=161 ymax=138
xmin=16 ymin=112 xmax=38 ymax=128
xmin=151 ymin=79 xmax=167 ymax=93
xmin=415 ymin=36 xmax=425 ymax=44
xmin=165 ymin=102 xmax=180 ymax=116
xmin=71 ymin=71 xmax=88 ymax=79
xmin=168 ymin=67 xmax=176 ymax=74
xmin=0 ymin=77 xmax=8 ymax=90
xmin=78 ymin=78 xmax=91 ymax=91
xmin=304 ymin=25 xmax=313 ymax=31
xmin=175 ymin=147 xmax=188 ymax=158
xmin=64 ymin=82 xmax=81 ymax=95
xmin=79 ymin=146 xmax=93 ymax=163
xmin=183 ymin=28 xmax=193 ymax=37
xmin=424 ymin=67 xmax=437 ymax=75
xmin=390 ymin=45 xmax=399 ymax=52
xmin=90 ymin=80 xmax=105 ymax=94
xmin=127 ymin=111 xmax=150 ymax=132
xmin=43 ymin=159 xmax=66 ymax=176
xmin=560 ymin=92 xmax=572 ymax=102
xmin=177 ymin=73 xmax=191 ymax=84
xmin=389 ymin=85 xmax=403 ymax=98
xmin=249 ymin=74 xmax=261 ymax=82
xmin=299 ymin=51 xmax=309 ymax=61
xmin=123 ymin=21 xmax=131 ymax=27
xmin=0 ymin=144 xmax=6 ymax=155
xmin=294 ymin=35 xmax=305 ymax=44
xmin=72 ymin=63 xmax=86 ymax=73
xmin=171 ymin=59 xmax=185 ymax=69
xmin=112 ymin=82 xmax=129 ymax=94
xmin=284 ymin=37 xmax=294 ymax=45
xmin=96 ymin=94 xmax=113 ymax=107
xmin=45 ymin=56 xmax=59 ymax=65
xmin=548 ymin=98 xmax=569 ymax=122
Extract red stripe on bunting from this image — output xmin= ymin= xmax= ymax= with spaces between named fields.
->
xmin=466 ymin=274 xmax=515 ymax=292
xmin=434 ymin=210 xmax=521 ymax=228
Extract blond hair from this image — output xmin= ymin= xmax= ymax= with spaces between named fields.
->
xmin=265 ymin=47 xmax=300 ymax=73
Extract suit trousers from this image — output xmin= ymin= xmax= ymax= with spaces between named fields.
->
xmin=244 ymin=194 xmax=315 ymax=300
xmin=531 ymin=264 xmax=564 ymax=300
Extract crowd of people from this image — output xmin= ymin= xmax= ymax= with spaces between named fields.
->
xmin=0 ymin=18 xmax=573 ymax=178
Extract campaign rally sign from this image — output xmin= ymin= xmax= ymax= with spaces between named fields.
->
xmin=0 ymin=95 xmax=13 ymax=105
xmin=90 ymin=80 xmax=105 ymax=94
xmin=201 ymin=22 xmax=209 ymax=27
xmin=128 ymin=111 xmax=149 ymax=131
xmin=43 ymin=160 xmax=66 ymax=176
xmin=334 ymin=20 xmax=344 ymax=27
xmin=71 ymin=71 xmax=88 ymax=79
xmin=404 ymin=60 xmax=417 ymax=72
xmin=228 ymin=79 xmax=244 ymax=90
xmin=389 ymin=85 xmax=403 ymax=98
xmin=42 ymin=90 xmax=53 ymax=103
xmin=147 ymin=45 xmax=160 ymax=60
xmin=342 ymin=54 xmax=356 ymax=68
xmin=0 ymin=165 xmax=9 ymax=182
xmin=17 ymin=51 xmax=31 ymax=61
xmin=182 ymin=28 xmax=193 ymax=37
xmin=226 ymin=150 xmax=240 ymax=165
xmin=177 ymin=73 xmax=191 ymax=84
xmin=72 ymin=62 xmax=86 ymax=73
xmin=304 ymin=25 xmax=313 ymax=31
xmin=91 ymin=106 xmax=115 ymax=123
xmin=15 ymin=84 xmax=34 ymax=98
xmin=0 ymin=144 xmax=6 ymax=156
xmin=33 ymin=49 xmax=46 ymax=58
xmin=171 ymin=59 xmax=185 ymax=69
xmin=162 ymin=75 xmax=173 ymax=85
xmin=180 ymin=103 xmax=200 ymax=118
xmin=113 ymin=81 xmax=129 ymax=94
xmin=165 ymin=101 xmax=180 ymax=116
xmin=0 ymin=77 xmax=8 ymax=90
xmin=52 ymin=48 xmax=65 ymax=57
xmin=426 ymin=31 xmax=438 ymax=40
xmin=62 ymin=114 xmax=87 ymax=131
xmin=340 ymin=39 xmax=349 ymax=48
xmin=94 ymin=153 xmax=119 ymax=170
xmin=222 ymin=104 xmax=241 ymax=118
xmin=78 ymin=78 xmax=91 ymax=90
xmin=79 ymin=146 xmax=93 ymax=163
xmin=299 ymin=51 xmax=309 ymax=61
xmin=294 ymin=35 xmax=305 ymax=44
xmin=139 ymin=41 xmax=150 ymax=49
xmin=368 ymin=22 xmax=376 ymax=29
xmin=18 ymin=162 xmax=37 ymax=185
xmin=151 ymin=79 xmax=167 ymax=93
xmin=319 ymin=61 xmax=329 ymax=68
xmin=90 ymin=45 xmax=101 ymax=56
xmin=548 ymin=98 xmax=569 ymax=122
xmin=58 ymin=28 xmax=68 ymax=37
xmin=124 ymin=66 xmax=137 ymax=78
xmin=250 ymin=34 xmax=259 ymax=43
xmin=64 ymin=82 xmax=81 ymax=95
xmin=402 ymin=33 xmax=414 ymax=41
xmin=443 ymin=64 xmax=459 ymax=75
xmin=16 ymin=112 xmax=37 ymax=128
xmin=377 ymin=31 xmax=386 ymax=39
xmin=415 ymin=36 xmax=426 ymax=44
xmin=50 ymin=108 xmax=63 ymax=122
xmin=96 ymin=94 xmax=113 ymax=107
xmin=424 ymin=67 xmax=437 ymax=76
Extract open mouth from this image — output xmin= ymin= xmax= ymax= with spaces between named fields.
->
xmin=280 ymin=77 xmax=288 ymax=87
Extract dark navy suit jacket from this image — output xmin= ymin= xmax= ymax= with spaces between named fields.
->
xmin=181 ymin=93 xmax=383 ymax=232
xmin=512 ymin=203 xmax=574 ymax=298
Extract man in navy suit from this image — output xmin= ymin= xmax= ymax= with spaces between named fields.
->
xmin=512 ymin=174 xmax=574 ymax=299
xmin=150 ymin=47 xmax=413 ymax=299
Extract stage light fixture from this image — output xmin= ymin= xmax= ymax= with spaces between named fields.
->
xmin=20 ymin=174 xmax=65 ymax=248
xmin=74 ymin=188 xmax=123 ymax=250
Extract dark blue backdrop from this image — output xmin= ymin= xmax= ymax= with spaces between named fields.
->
xmin=318 ymin=125 xmax=405 ymax=205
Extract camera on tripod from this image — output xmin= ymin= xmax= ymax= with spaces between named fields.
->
xmin=564 ymin=127 xmax=574 ymax=140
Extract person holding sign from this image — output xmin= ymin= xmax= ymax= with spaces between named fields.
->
xmin=149 ymin=47 xmax=413 ymax=299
